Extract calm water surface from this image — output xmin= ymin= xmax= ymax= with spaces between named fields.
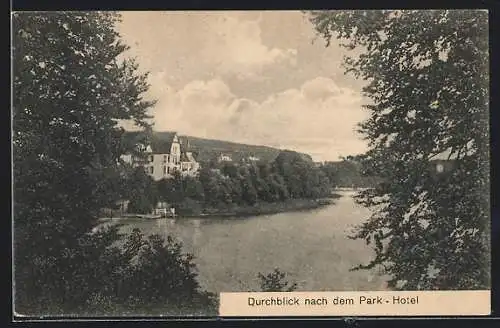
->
xmin=114 ymin=191 xmax=388 ymax=293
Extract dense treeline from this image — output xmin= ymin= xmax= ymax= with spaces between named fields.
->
xmin=122 ymin=150 xmax=332 ymax=215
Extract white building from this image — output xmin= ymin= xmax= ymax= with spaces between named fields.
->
xmin=218 ymin=153 xmax=233 ymax=162
xmin=120 ymin=132 xmax=200 ymax=181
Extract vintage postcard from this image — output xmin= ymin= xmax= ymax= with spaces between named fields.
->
xmin=12 ymin=10 xmax=491 ymax=318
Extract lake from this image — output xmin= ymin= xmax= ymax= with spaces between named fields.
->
xmin=113 ymin=190 xmax=389 ymax=293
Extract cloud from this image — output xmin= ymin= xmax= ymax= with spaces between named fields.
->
xmin=142 ymin=76 xmax=368 ymax=161
xmin=116 ymin=12 xmax=370 ymax=160
xmin=200 ymin=15 xmax=297 ymax=79
xmin=117 ymin=11 xmax=367 ymax=104
xmin=117 ymin=12 xmax=297 ymax=83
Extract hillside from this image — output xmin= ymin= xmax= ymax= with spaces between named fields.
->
xmin=128 ymin=131 xmax=312 ymax=163
xmin=180 ymin=135 xmax=281 ymax=163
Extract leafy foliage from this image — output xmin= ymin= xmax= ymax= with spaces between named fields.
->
xmin=12 ymin=12 xmax=215 ymax=315
xmin=273 ymin=151 xmax=331 ymax=198
xmin=114 ymin=229 xmax=216 ymax=314
xmin=125 ymin=167 xmax=158 ymax=214
xmin=257 ymin=268 xmax=298 ymax=292
xmin=309 ymin=10 xmax=490 ymax=290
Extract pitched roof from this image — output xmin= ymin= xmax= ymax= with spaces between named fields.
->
xmin=186 ymin=152 xmax=197 ymax=162
xmin=122 ymin=131 xmax=180 ymax=154
xmin=150 ymin=138 xmax=172 ymax=153
xmin=155 ymin=131 xmax=177 ymax=147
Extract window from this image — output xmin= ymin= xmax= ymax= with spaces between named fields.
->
xmin=149 ymin=166 xmax=154 ymax=174
xmin=163 ymin=155 xmax=167 ymax=162
xmin=163 ymin=166 xmax=167 ymax=175
xmin=167 ymin=167 xmax=170 ymax=174
xmin=149 ymin=155 xmax=154 ymax=163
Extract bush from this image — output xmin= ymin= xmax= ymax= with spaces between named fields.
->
xmin=15 ymin=225 xmax=218 ymax=316
xmin=257 ymin=268 xmax=298 ymax=292
xmin=118 ymin=229 xmax=216 ymax=313
xmin=85 ymin=228 xmax=217 ymax=315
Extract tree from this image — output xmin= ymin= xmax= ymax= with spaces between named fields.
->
xmin=239 ymin=166 xmax=258 ymax=205
xmin=199 ymin=168 xmax=224 ymax=207
xmin=12 ymin=12 xmax=153 ymax=313
xmin=183 ymin=176 xmax=205 ymax=202
xmin=120 ymin=229 xmax=215 ymax=313
xmin=221 ymin=162 xmax=238 ymax=178
xmin=268 ymin=173 xmax=289 ymax=201
xmin=156 ymin=177 xmax=177 ymax=203
xmin=249 ymin=163 xmax=272 ymax=202
xmin=309 ymin=10 xmax=489 ymax=289
xmin=125 ymin=167 xmax=158 ymax=213
xmin=272 ymin=151 xmax=307 ymax=198
xmin=13 ymin=12 xmax=218 ymax=315
xmin=272 ymin=150 xmax=330 ymax=199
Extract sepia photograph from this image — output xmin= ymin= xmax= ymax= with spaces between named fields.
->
xmin=12 ymin=9 xmax=490 ymax=317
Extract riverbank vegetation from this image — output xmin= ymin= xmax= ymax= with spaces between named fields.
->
xmin=118 ymin=150 xmax=334 ymax=217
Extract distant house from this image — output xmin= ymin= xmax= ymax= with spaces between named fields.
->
xmin=217 ymin=153 xmax=233 ymax=162
xmin=247 ymin=155 xmax=260 ymax=162
xmin=120 ymin=132 xmax=200 ymax=181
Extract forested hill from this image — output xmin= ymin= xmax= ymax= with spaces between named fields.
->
xmin=152 ymin=131 xmax=313 ymax=163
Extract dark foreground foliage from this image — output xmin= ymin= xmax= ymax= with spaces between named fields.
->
xmin=82 ymin=227 xmax=217 ymax=316
xmin=12 ymin=12 xmax=216 ymax=316
xmin=258 ymin=268 xmax=298 ymax=292
xmin=310 ymin=10 xmax=490 ymax=290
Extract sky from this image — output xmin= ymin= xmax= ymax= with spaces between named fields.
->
xmin=117 ymin=11 xmax=370 ymax=161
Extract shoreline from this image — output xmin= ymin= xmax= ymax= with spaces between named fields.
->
xmin=182 ymin=196 xmax=340 ymax=219
xmin=103 ymin=194 xmax=342 ymax=221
